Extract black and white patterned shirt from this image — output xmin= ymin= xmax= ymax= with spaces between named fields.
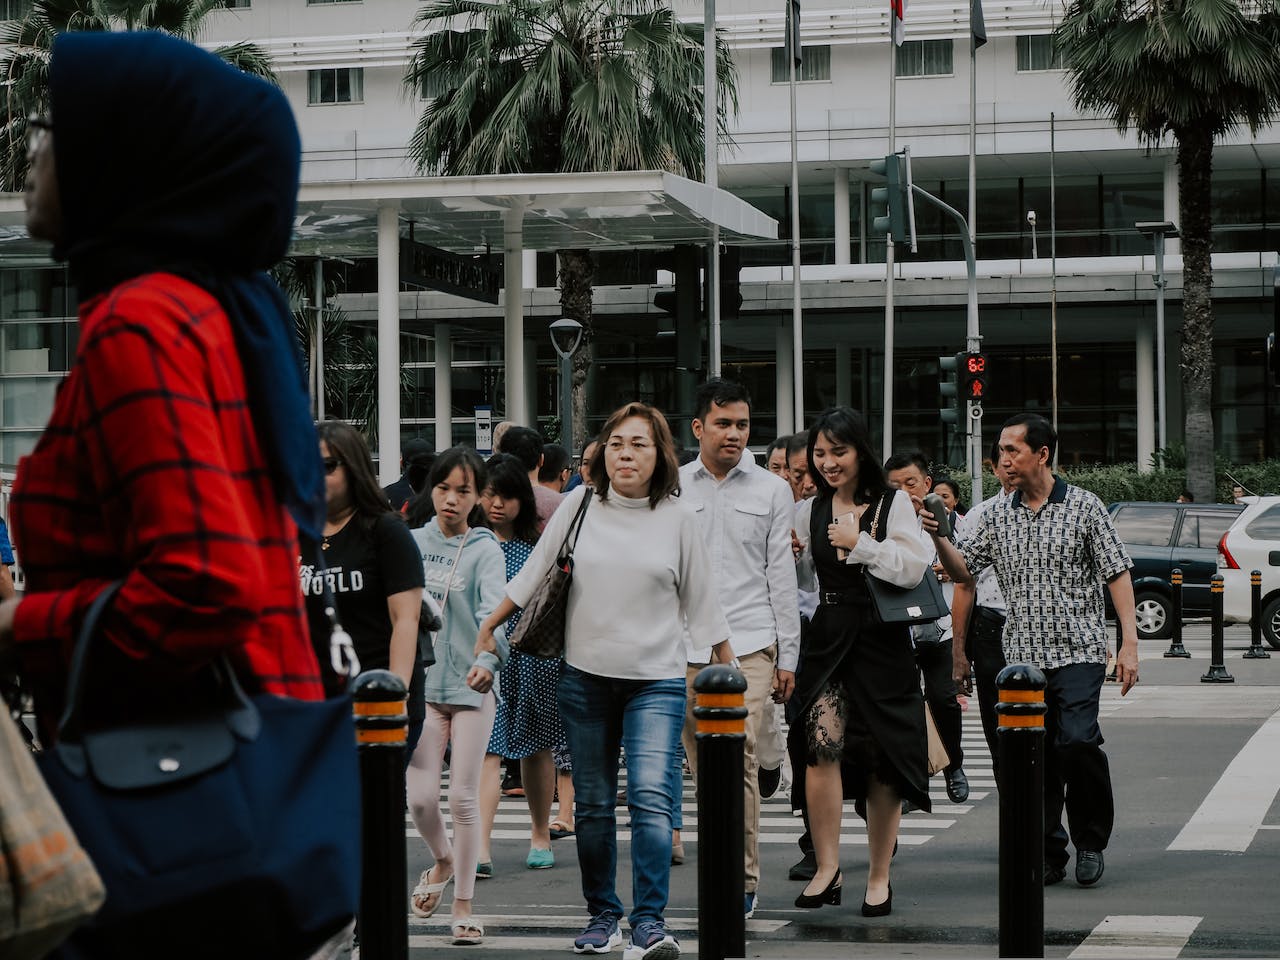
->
xmin=956 ymin=476 xmax=1131 ymax=669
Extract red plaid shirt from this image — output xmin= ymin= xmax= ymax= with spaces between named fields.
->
xmin=10 ymin=272 xmax=323 ymax=728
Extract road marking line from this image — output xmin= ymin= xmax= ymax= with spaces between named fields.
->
xmin=405 ymin=828 xmax=936 ymax=844
xmin=1168 ymin=709 xmax=1280 ymax=852
xmin=1067 ymin=915 xmax=1200 ymax=958
xmin=410 ymin=915 xmax=788 ymax=933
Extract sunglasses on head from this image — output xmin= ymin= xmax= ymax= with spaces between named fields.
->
xmin=323 ymin=457 xmax=343 ymax=475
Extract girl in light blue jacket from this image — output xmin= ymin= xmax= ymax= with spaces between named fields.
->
xmin=406 ymin=447 xmax=508 ymax=945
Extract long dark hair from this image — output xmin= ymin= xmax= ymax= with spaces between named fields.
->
xmin=806 ymin=406 xmax=888 ymax=505
xmin=317 ymin=420 xmax=394 ymax=531
xmin=484 ymin=454 xmax=541 ymax=545
xmin=420 ymin=446 xmax=489 ymax=531
xmin=588 ymin=402 xmax=681 ymax=508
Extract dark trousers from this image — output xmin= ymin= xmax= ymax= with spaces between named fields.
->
xmin=968 ymin=607 xmax=1008 ymax=780
xmin=1043 ymin=662 xmax=1114 ymax=869
xmin=916 ymin=638 xmax=964 ymax=772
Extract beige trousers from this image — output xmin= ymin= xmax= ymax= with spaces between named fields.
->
xmin=681 ymin=645 xmax=777 ymax=894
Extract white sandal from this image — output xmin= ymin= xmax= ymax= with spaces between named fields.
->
xmin=409 ymin=869 xmax=453 ymax=918
xmin=451 ymin=918 xmax=484 ymax=945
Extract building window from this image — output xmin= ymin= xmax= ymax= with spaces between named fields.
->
xmin=308 ymin=0 xmax=360 ymax=4
xmin=770 ymin=45 xmax=831 ymax=83
xmin=895 ymin=39 xmax=953 ymax=78
xmin=308 ymin=68 xmax=364 ymax=105
xmin=0 ymin=0 xmax=32 ymax=19
xmin=220 ymin=0 xmax=250 ymax=7
xmin=1016 ymin=34 xmax=1063 ymax=71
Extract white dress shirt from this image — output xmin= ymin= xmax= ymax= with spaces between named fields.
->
xmin=680 ymin=453 xmax=802 ymax=673
xmin=955 ymin=490 xmax=1011 ymax=614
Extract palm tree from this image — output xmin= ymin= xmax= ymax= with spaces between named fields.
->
xmin=1055 ymin=0 xmax=1280 ymax=501
xmin=405 ymin=0 xmax=737 ymax=447
xmin=0 ymin=0 xmax=276 ymax=191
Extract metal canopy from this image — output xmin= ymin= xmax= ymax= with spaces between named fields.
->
xmin=291 ymin=170 xmax=778 ymax=257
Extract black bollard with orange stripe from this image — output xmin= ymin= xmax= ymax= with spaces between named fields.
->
xmin=996 ymin=663 xmax=1047 ymax=959
xmin=693 ymin=663 xmax=747 ymax=960
xmin=1201 ymin=576 xmax=1235 ymax=683
xmin=1243 ymin=570 xmax=1271 ymax=660
xmin=1164 ymin=568 xmax=1190 ymax=658
xmin=353 ymin=669 xmax=409 ymax=960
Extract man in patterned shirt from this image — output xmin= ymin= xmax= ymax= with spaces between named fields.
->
xmin=929 ymin=413 xmax=1138 ymax=889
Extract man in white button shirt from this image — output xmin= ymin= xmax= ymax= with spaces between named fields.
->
xmin=678 ymin=379 xmax=800 ymax=920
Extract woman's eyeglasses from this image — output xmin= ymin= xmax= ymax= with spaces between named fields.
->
xmin=26 ymin=116 xmax=52 ymax=155
xmin=323 ymin=457 xmax=343 ymax=475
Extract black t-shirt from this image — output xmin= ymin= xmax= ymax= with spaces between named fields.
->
xmin=300 ymin=512 xmax=426 ymax=717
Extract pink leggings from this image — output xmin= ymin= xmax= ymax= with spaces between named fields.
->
xmin=406 ymin=695 xmax=496 ymax=901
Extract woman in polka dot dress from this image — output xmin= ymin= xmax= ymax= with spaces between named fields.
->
xmin=476 ymin=454 xmax=568 ymax=872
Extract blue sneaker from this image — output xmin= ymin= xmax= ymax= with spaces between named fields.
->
xmin=623 ymin=920 xmax=680 ymax=960
xmin=574 ymin=914 xmax=622 ymax=954
xmin=744 ymin=891 xmax=757 ymax=919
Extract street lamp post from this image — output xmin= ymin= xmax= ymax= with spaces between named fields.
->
xmin=1136 ymin=221 xmax=1180 ymax=455
xmin=549 ymin=318 xmax=584 ymax=447
xmin=1027 ymin=210 xmax=1038 ymax=260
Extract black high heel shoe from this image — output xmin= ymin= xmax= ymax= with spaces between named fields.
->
xmin=794 ymin=870 xmax=842 ymax=908
xmin=861 ymin=883 xmax=893 ymax=917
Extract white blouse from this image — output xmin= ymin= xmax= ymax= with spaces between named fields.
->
xmin=794 ymin=489 xmax=933 ymax=592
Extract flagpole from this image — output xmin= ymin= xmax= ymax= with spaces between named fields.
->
xmin=788 ymin=0 xmax=804 ymax=432
xmin=882 ymin=9 xmax=897 ymax=460
xmin=705 ymin=0 xmax=720 ymax=376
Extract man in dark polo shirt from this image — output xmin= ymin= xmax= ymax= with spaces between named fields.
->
xmin=929 ymin=413 xmax=1138 ymax=889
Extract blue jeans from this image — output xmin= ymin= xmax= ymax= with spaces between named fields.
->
xmin=558 ymin=664 xmax=686 ymax=927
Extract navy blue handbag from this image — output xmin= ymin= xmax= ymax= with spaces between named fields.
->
xmin=37 ymin=582 xmax=361 ymax=959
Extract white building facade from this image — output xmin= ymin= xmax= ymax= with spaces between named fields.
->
xmin=0 ymin=0 xmax=1275 ymax=468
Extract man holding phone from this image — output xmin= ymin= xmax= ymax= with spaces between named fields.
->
xmin=884 ymin=452 xmax=969 ymax=804
xmin=679 ymin=378 xmax=800 ymax=919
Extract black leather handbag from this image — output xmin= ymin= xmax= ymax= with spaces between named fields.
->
xmin=862 ymin=492 xmax=949 ymax=625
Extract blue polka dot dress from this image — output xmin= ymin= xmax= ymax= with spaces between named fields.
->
xmin=487 ymin=538 xmax=567 ymax=759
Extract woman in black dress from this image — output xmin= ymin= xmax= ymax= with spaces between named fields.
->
xmin=792 ymin=407 xmax=934 ymax=916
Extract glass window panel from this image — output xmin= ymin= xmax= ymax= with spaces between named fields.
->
xmin=771 ymin=46 xmax=831 ymax=82
xmin=1176 ymin=516 xmax=1199 ymax=548
xmin=1246 ymin=505 xmax=1280 ymax=540
xmin=1 ymin=430 xmax=42 ymax=467
xmin=2 ymin=378 xmax=59 ymax=428
xmin=1016 ymin=35 xmax=1062 ymax=71
xmin=1195 ymin=512 xmax=1237 ymax=548
xmin=895 ymin=40 xmax=953 ymax=78
xmin=3 ymin=321 xmax=76 ymax=373
xmin=1112 ymin=506 xmax=1177 ymax=546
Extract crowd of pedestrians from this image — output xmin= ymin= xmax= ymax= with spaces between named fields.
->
xmin=294 ymin=382 xmax=1139 ymax=957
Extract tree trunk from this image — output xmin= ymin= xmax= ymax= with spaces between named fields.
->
xmin=1176 ymin=123 xmax=1216 ymax=503
xmin=557 ymin=249 xmax=596 ymax=451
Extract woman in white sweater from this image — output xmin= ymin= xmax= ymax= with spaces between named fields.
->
xmin=477 ymin=403 xmax=731 ymax=960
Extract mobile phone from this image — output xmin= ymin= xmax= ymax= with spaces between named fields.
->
xmin=834 ymin=511 xmax=857 ymax=561
xmin=923 ymin=493 xmax=952 ymax=539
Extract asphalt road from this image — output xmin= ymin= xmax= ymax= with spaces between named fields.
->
xmin=374 ymin=625 xmax=1280 ymax=959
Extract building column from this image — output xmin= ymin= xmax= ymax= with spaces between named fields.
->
xmin=1136 ymin=315 xmax=1155 ymax=472
xmin=775 ymin=320 xmax=794 ymax=437
xmin=503 ymin=207 xmax=528 ymax=425
xmin=1164 ymin=156 xmax=1181 ymax=257
xmin=836 ymin=342 xmax=853 ymax=407
xmin=524 ymin=336 xmax=539 ymax=430
xmin=377 ymin=202 xmax=401 ymax=484
xmin=833 ymin=170 xmax=851 ymax=266
xmin=522 ymin=249 xmax=538 ymax=288
xmin=434 ymin=322 xmax=452 ymax=452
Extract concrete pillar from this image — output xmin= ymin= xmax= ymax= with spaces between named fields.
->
xmin=1164 ymin=157 xmax=1181 ymax=257
xmin=1136 ymin=315 xmax=1155 ymax=472
xmin=775 ymin=320 xmax=795 ymax=438
xmin=377 ymin=202 xmax=401 ymax=484
xmin=522 ymin=249 xmax=538 ymax=288
xmin=834 ymin=170 xmax=852 ymax=266
xmin=434 ymin=322 xmax=452 ymax=452
xmin=503 ymin=208 xmax=528 ymax=425
xmin=836 ymin=342 xmax=853 ymax=407
xmin=524 ymin=337 xmax=539 ymax=429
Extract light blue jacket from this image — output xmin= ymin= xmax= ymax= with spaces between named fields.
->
xmin=412 ymin=522 xmax=509 ymax=707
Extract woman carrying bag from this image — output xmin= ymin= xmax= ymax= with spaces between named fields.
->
xmin=0 ymin=32 xmax=356 ymax=958
xmin=477 ymin=403 xmax=732 ymax=960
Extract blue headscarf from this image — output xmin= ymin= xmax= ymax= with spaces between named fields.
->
xmin=48 ymin=31 xmax=324 ymax=540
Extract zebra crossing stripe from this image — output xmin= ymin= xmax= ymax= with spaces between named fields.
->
xmin=1067 ymin=915 xmax=1201 ymax=958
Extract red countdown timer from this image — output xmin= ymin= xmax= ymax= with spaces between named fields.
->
xmin=963 ymin=352 xmax=988 ymax=400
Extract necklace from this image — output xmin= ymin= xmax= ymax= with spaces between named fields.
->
xmin=322 ymin=510 xmax=355 ymax=550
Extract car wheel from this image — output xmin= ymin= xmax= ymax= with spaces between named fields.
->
xmin=1263 ymin=597 xmax=1280 ymax=651
xmin=1133 ymin=590 xmax=1172 ymax=640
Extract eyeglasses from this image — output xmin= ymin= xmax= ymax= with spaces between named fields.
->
xmin=323 ymin=457 xmax=343 ymax=475
xmin=26 ymin=116 xmax=52 ymax=155
xmin=605 ymin=439 xmax=653 ymax=453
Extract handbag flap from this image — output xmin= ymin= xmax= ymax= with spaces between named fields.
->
xmin=73 ymin=717 xmax=236 ymax=790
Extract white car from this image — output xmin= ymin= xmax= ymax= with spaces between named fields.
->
xmin=1218 ymin=495 xmax=1280 ymax=648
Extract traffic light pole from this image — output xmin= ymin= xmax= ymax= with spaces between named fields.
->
xmin=911 ymin=184 xmax=983 ymax=506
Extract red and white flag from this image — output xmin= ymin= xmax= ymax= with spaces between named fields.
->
xmin=891 ymin=0 xmax=905 ymax=46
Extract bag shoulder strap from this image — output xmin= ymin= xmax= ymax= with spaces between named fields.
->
xmin=556 ymin=489 xmax=593 ymax=564
xmin=439 ymin=528 xmax=472 ymax=616
xmin=867 ymin=490 xmax=894 ymax=543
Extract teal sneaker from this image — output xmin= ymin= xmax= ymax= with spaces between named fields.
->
xmin=526 ymin=847 xmax=555 ymax=869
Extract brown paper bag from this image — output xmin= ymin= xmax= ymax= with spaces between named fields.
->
xmin=925 ymin=703 xmax=950 ymax=777
xmin=1 ymin=711 xmax=105 ymax=959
